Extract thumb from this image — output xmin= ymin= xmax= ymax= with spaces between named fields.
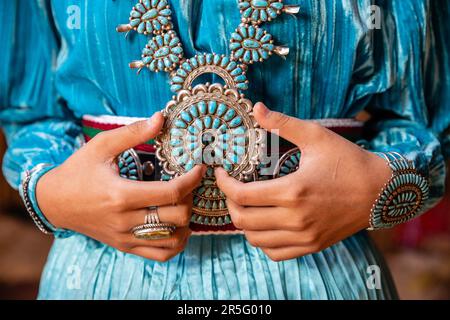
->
xmin=253 ymin=102 xmax=310 ymax=147
xmin=94 ymin=112 xmax=164 ymax=158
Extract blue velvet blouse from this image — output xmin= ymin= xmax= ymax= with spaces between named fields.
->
xmin=0 ymin=0 xmax=448 ymax=299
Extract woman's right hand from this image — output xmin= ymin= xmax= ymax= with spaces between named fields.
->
xmin=36 ymin=112 xmax=206 ymax=262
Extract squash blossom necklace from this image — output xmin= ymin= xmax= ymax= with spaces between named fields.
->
xmin=117 ymin=0 xmax=300 ymax=231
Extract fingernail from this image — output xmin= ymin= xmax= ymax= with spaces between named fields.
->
xmin=255 ymin=102 xmax=270 ymax=117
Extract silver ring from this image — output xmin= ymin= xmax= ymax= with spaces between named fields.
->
xmin=132 ymin=223 xmax=176 ymax=240
xmin=145 ymin=206 xmax=160 ymax=225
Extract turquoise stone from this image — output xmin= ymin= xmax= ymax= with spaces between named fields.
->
xmin=262 ymin=43 xmax=274 ymax=51
xmin=230 ymin=42 xmax=241 ymax=51
xmin=188 ymin=125 xmax=199 ymax=134
xmin=260 ymin=34 xmax=272 ymax=43
xmin=142 ymin=8 xmax=158 ymax=20
xmin=205 ymin=53 xmax=213 ymax=64
xmin=251 ymin=0 xmax=269 ymax=8
xmin=158 ymin=16 xmax=169 ymax=25
xmin=236 ymin=83 xmax=249 ymax=90
xmin=185 ymin=160 xmax=195 ymax=171
xmin=243 ymin=39 xmax=261 ymax=49
xmin=156 ymin=35 xmax=164 ymax=46
xmin=233 ymin=146 xmax=246 ymax=155
xmin=213 ymin=54 xmax=222 ymax=65
xmin=224 ymin=109 xmax=236 ymax=121
xmin=194 ymin=118 xmax=203 ymax=130
xmin=231 ymin=32 xmax=243 ymax=41
xmin=204 ymin=116 xmax=212 ymax=128
xmin=234 ymin=48 xmax=245 ymax=59
xmin=212 ymin=118 xmax=221 ymax=129
xmin=170 ymin=139 xmax=182 ymax=147
xmin=251 ymin=9 xmax=260 ymax=21
xmin=188 ymin=142 xmax=199 ymax=151
xmin=208 ymin=101 xmax=217 ymax=114
xmin=216 ymin=103 xmax=227 ymax=117
xmin=232 ymin=127 xmax=246 ymax=135
xmin=243 ymin=7 xmax=253 ymax=18
xmin=243 ymin=50 xmax=252 ymax=63
xmin=271 ymin=2 xmax=283 ymax=10
xmin=170 ymin=84 xmax=182 ymax=92
xmin=267 ymin=7 xmax=278 ymax=18
xmin=231 ymin=67 xmax=243 ymax=76
xmin=172 ymin=46 xmax=183 ymax=55
xmin=177 ymin=68 xmax=187 ymax=77
xmin=238 ymin=25 xmax=248 ymax=38
xmin=260 ymin=9 xmax=268 ymax=21
xmin=226 ymin=61 xmax=237 ymax=71
xmin=190 ymin=57 xmax=198 ymax=68
xmin=252 ymin=50 xmax=260 ymax=62
xmin=174 ymin=119 xmax=187 ymax=128
xmin=189 ymin=105 xmax=199 ymax=117
xmin=130 ymin=19 xmax=140 ymax=27
xmin=198 ymin=54 xmax=205 ymax=65
xmin=180 ymin=111 xmax=192 ymax=122
xmin=159 ymin=8 xmax=171 ymax=16
xmin=248 ymin=26 xmax=256 ymax=38
xmin=198 ymin=101 xmax=207 ymax=115
xmin=137 ymin=22 xmax=146 ymax=33
xmin=172 ymin=147 xmax=184 ymax=157
xmin=220 ymin=56 xmax=230 ymax=67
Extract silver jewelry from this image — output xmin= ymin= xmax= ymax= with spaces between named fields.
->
xmin=145 ymin=206 xmax=160 ymax=224
xmin=132 ymin=223 xmax=176 ymax=240
xmin=368 ymin=152 xmax=430 ymax=230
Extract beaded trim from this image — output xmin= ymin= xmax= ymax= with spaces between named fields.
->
xmin=368 ymin=152 xmax=430 ymax=230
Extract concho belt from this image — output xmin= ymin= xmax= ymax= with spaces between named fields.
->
xmin=82 ymin=115 xmax=364 ymax=234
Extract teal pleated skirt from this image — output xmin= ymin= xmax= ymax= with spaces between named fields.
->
xmin=37 ymin=231 xmax=398 ymax=300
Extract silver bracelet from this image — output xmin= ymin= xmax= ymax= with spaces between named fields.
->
xmin=21 ymin=165 xmax=54 ymax=235
xmin=368 ymin=152 xmax=430 ymax=230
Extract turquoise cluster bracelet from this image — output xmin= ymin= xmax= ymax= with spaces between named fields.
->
xmin=368 ymin=152 xmax=430 ymax=230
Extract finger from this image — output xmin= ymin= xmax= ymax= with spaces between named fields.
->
xmin=121 ymin=165 xmax=206 ymax=207
xmin=93 ymin=112 xmax=164 ymax=159
xmin=253 ymin=102 xmax=317 ymax=147
xmin=129 ymin=237 xmax=189 ymax=262
xmin=227 ymin=199 xmax=304 ymax=231
xmin=261 ymin=246 xmax=313 ymax=262
xmin=124 ymin=195 xmax=194 ymax=229
xmin=126 ymin=227 xmax=191 ymax=249
xmin=244 ymin=230 xmax=316 ymax=248
xmin=215 ymin=167 xmax=294 ymax=206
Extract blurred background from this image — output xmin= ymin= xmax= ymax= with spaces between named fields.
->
xmin=0 ymin=130 xmax=449 ymax=300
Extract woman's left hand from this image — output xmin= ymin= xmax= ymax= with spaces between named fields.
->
xmin=215 ymin=103 xmax=392 ymax=261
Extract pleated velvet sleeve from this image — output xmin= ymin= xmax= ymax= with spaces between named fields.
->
xmin=0 ymin=1 xmax=81 ymax=237
xmin=356 ymin=0 xmax=447 ymax=215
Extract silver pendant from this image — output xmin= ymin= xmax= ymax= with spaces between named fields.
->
xmin=156 ymin=82 xmax=263 ymax=225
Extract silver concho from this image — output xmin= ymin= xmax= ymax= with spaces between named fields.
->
xmin=156 ymin=83 xmax=263 ymax=225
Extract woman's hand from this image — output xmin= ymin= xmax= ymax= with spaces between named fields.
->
xmin=36 ymin=113 xmax=206 ymax=262
xmin=215 ymin=103 xmax=392 ymax=261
